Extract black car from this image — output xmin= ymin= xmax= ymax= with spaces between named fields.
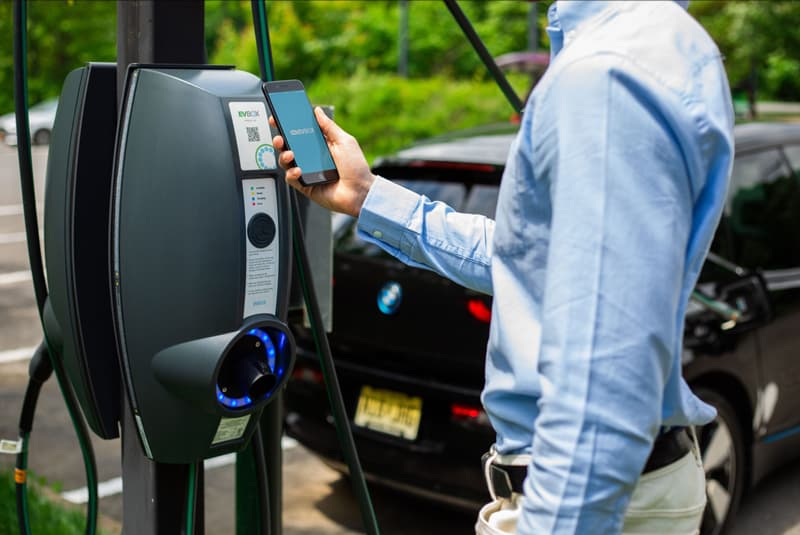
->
xmin=285 ymin=122 xmax=800 ymax=535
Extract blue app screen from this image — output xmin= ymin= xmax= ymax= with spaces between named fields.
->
xmin=269 ymin=90 xmax=335 ymax=174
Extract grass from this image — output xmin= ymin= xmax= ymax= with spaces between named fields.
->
xmin=0 ymin=467 xmax=104 ymax=535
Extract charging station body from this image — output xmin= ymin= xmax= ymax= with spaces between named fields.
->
xmin=111 ymin=66 xmax=295 ymax=463
xmin=43 ymin=63 xmax=121 ymax=439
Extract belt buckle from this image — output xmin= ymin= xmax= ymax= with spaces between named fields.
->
xmin=482 ymin=446 xmax=527 ymax=501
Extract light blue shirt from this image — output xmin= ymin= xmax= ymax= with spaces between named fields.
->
xmin=357 ymin=1 xmax=734 ymax=532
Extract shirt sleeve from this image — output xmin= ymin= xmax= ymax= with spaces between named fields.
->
xmin=519 ymin=57 xmax=695 ymax=533
xmin=356 ymin=176 xmax=495 ymax=295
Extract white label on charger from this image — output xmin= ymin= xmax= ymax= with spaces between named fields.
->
xmin=228 ymin=101 xmax=276 ymax=171
xmin=243 ymin=177 xmax=279 ymax=318
xmin=212 ymin=415 xmax=251 ymax=445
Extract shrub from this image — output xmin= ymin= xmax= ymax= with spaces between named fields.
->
xmin=306 ymin=72 xmax=525 ymax=163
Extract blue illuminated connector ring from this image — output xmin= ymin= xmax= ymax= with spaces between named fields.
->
xmin=216 ymin=328 xmax=277 ymax=409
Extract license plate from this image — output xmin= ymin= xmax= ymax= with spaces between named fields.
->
xmin=353 ymin=385 xmax=422 ymax=440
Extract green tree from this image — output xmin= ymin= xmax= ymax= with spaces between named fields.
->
xmin=691 ymin=1 xmax=800 ymax=116
xmin=0 ymin=1 xmax=116 ymax=114
xmin=208 ymin=1 xmax=538 ymax=80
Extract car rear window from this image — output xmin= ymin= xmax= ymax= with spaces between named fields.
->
xmin=463 ymin=184 xmax=499 ymax=218
xmin=783 ymin=144 xmax=800 ymax=175
xmin=724 ymin=148 xmax=800 ymax=270
xmin=335 ymin=177 xmax=500 ymax=257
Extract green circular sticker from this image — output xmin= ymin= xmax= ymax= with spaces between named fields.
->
xmin=255 ymin=144 xmax=276 ymax=170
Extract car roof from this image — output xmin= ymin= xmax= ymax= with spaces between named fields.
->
xmin=733 ymin=122 xmax=800 ymax=153
xmin=374 ymin=121 xmax=800 ymax=168
xmin=374 ymin=123 xmax=518 ymax=168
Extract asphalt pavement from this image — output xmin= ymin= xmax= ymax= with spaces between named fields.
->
xmin=1 ymin=143 xmax=799 ymax=534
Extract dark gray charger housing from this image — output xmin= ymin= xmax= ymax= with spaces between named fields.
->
xmin=43 ymin=63 xmax=121 ymax=439
xmin=111 ymin=66 xmax=295 ymax=463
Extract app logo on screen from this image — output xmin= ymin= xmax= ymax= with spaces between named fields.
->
xmin=270 ymin=90 xmax=335 ymax=174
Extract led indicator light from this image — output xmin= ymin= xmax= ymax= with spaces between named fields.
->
xmin=217 ymin=328 xmax=281 ymax=408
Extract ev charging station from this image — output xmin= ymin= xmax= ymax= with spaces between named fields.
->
xmin=112 ymin=64 xmax=294 ymax=463
xmin=11 ymin=1 xmax=524 ymax=533
xmin=10 ymin=2 xmax=313 ymax=532
xmin=37 ymin=57 xmax=301 ymax=535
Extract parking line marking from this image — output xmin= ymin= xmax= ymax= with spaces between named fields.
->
xmin=0 ymin=204 xmax=44 ymax=217
xmin=0 ymin=270 xmax=32 ymax=286
xmin=0 ymin=232 xmax=27 ymax=245
xmin=60 ymin=436 xmax=298 ymax=504
xmin=0 ymin=204 xmax=25 ymax=217
xmin=0 ymin=346 xmax=37 ymax=364
xmin=61 ymin=477 xmax=124 ymax=505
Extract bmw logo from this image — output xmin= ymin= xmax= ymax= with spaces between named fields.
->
xmin=377 ymin=281 xmax=403 ymax=315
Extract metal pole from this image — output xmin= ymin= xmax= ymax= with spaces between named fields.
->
xmin=241 ymin=4 xmax=282 ymax=533
xmin=527 ymin=1 xmax=539 ymax=91
xmin=117 ymin=2 xmax=206 ymax=533
xmin=528 ymin=1 xmax=538 ymax=53
xmin=398 ymin=0 xmax=409 ymax=77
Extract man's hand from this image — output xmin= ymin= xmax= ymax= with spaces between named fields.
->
xmin=270 ymin=107 xmax=376 ymax=217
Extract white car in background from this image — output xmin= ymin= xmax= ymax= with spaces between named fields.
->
xmin=0 ymin=98 xmax=58 ymax=146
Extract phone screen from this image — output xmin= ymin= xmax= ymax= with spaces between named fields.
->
xmin=268 ymin=90 xmax=336 ymax=175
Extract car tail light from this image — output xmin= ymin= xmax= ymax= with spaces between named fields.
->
xmin=291 ymin=365 xmax=324 ymax=385
xmin=467 ymin=298 xmax=492 ymax=323
xmin=451 ymin=403 xmax=491 ymax=426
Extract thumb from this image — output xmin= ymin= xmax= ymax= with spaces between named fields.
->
xmin=315 ymin=106 xmax=346 ymax=142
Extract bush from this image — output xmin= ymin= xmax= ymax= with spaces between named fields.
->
xmin=305 ymin=72 xmax=525 ymax=163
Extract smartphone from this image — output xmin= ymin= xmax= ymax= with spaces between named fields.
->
xmin=262 ymin=80 xmax=339 ymax=187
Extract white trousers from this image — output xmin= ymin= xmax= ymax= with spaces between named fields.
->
xmin=476 ymin=440 xmax=706 ymax=535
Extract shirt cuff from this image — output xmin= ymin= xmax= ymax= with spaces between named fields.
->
xmin=357 ymin=175 xmax=421 ymax=251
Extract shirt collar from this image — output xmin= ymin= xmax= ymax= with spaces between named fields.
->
xmin=546 ymin=1 xmax=690 ymax=60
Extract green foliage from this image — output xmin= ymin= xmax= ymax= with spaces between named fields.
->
xmin=764 ymin=54 xmax=800 ymax=101
xmin=5 ymin=1 xmax=800 ymax=119
xmin=208 ymin=0 xmax=541 ymax=81
xmin=0 ymin=1 xmax=116 ymax=115
xmin=205 ymin=0 xmax=252 ymax=58
xmin=691 ymin=1 xmax=800 ymax=103
xmin=0 ymin=468 xmax=102 ymax=535
xmin=306 ymin=73 xmax=521 ymax=163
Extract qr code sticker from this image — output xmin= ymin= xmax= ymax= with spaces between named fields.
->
xmin=246 ymin=126 xmax=261 ymax=142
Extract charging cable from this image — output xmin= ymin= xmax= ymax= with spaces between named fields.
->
xmin=250 ymin=2 xmax=380 ymax=533
xmin=12 ymin=1 xmax=99 ymax=533
xmin=5 ymin=343 xmax=51 ymax=535
xmin=290 ymin=194 xmax=381 ymax=535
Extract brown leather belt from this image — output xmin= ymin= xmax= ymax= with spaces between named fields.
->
xmin=485 ymin=427 xmax=694 ymax=499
